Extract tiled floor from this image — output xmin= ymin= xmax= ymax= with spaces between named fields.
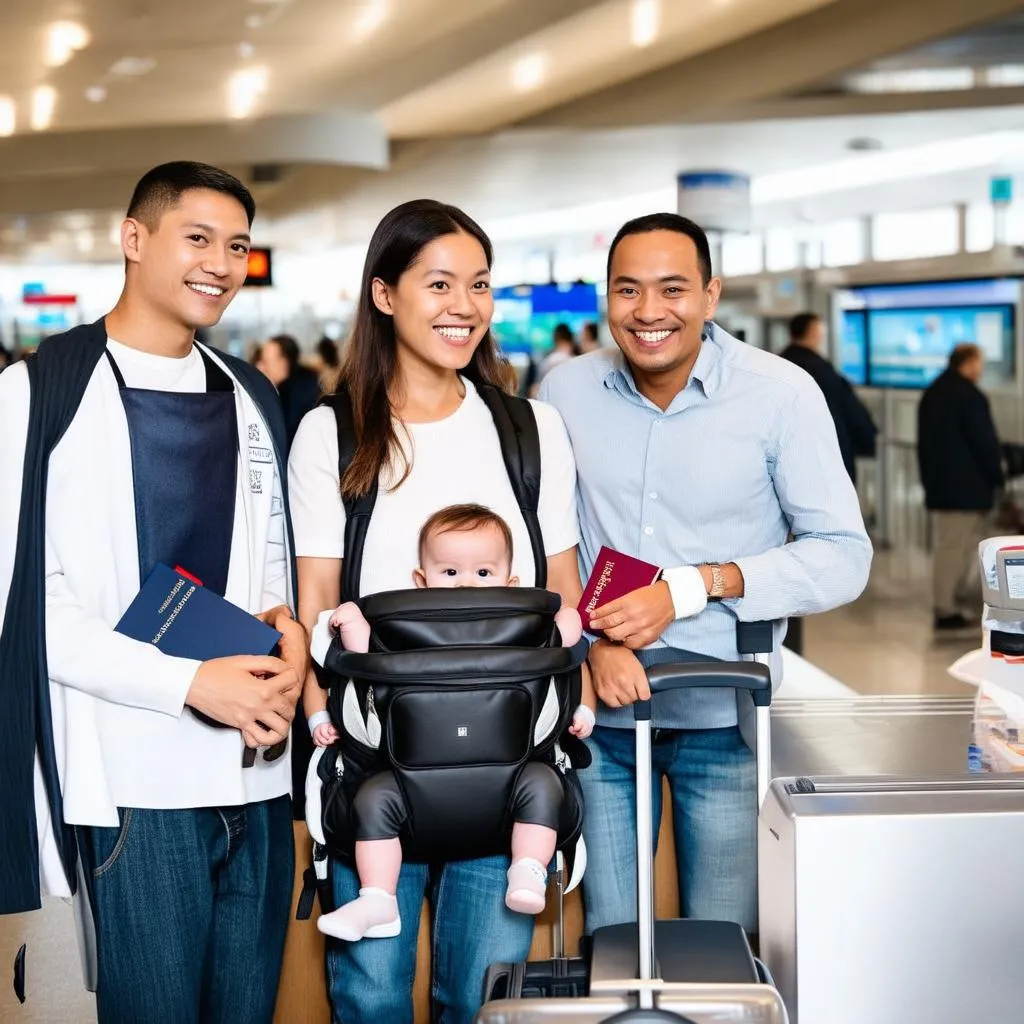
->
xmin=0 ymin=547 xmax=985 ymax=1022
xmin=802 ymin=547 xmax=978 ymax=698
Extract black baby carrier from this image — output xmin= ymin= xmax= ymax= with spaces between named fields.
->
xmin=298 ymin=382 xmax=589 ymax=919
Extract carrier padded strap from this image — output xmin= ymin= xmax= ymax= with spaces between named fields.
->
xmin=476 ymin=384 xmax=546 ymax=589
xmin=324 ymin=388 xmax=378 ymax=604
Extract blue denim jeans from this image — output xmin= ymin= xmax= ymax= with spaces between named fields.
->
xmin=580 ymin=724 xmax=757 ymax=935
xmin=326 ymin=854 xmax=534 ymax=1024
xmin=77 ymin=796 xmax=294 ymax=1024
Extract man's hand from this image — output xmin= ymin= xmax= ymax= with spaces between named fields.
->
xmin=589 ymin=581 xmax=675 ymax=650
xmin=186 ymin=655 xmax=299 ymax=748
xmin=259 ymin=605 xmax=308 ymax=702
xmin=587 ymin=641 xmax=650 ymax=708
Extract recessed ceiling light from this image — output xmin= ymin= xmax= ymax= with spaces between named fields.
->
xmin=631 ymin=0 xmax=660 ymax=48
xmin=245 ymin=14 xmax=263 ymax=28
xmin=0 ymin=96 xmax=15 ymax=137
xmin=46 ymin=21 xmax=90 ymax=68
xmin=109 ymin=56 xmax=157 ymax=77
xmin=353 ymin=0 xmax=388 ymax=41
xmin=84 ymin=85 xmax=107 ymax=103
xmin=31 ymin=86 xmax=57 ymax=131
xmin=512 ymin=53 xmax=546 ymax=93
xmin=238 ymin=42 xmax=255 ymax=59
xmin=227 ymin=66 xmax=269 ymax=119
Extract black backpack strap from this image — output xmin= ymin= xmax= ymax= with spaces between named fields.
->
xmin=476 ymin=385 xmax=546 ymax=589
xmin=323 ymin=388 xmax=378 ymax=603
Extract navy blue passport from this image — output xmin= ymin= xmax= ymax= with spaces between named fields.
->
xmin=115 ymin=564 xmax=285 ymax=764
xmin=115 ymin=563 xmax=281 ymax=661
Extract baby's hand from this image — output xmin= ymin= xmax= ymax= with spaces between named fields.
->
xmin=327 ymin=605 xmax=347 ymax=632
xmin=312 ymin=722 xmax=340 ymax=747
xmin=569 ymin=704 xmax=596 ymax=739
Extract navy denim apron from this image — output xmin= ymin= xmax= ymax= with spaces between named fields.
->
xmin=105 ymin=346 xmax=237 ymax=597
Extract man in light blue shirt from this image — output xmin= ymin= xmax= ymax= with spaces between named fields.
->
xmin=538 ymin=213 xmax=871 ymax=935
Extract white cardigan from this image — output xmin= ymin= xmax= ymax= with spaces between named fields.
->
xmin=0 ymin=344 xmax=294 ymax=899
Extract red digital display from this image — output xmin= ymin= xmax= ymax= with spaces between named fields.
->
xmin=245 ymin=247 xmax=273 ymax=287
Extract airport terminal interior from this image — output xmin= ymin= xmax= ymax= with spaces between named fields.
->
xmin=3 ymin=0 xmax=1024 ymax=1022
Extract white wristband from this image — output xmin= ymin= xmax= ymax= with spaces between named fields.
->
xmin=573 ymin=705 xmax=596 ymax=729
xmin=661 ymin=566 xmax=708 ymax=620
xmin=307 ymin=710 xmax=332 ymax=734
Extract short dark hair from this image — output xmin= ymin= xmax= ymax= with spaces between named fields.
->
xmin=606 ymin=213 xmax=713 ymax=286
xmin=949 ymin=342 xmax=982 ymax=372
xmin=789 ymin=312 xmax=820 ymax=342
xmin=126 ymin=161 xmax=256 ymax=230
xmin=418 ymin=504 xmax=513 ymax=568
xmin=269 ymin=333 xmax=300 ymax=370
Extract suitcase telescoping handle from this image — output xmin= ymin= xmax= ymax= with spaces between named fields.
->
xmin=630 ymin=622 xmax=775 ymax=1006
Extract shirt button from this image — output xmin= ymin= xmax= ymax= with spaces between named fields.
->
xmin=650 ymin=491 xmax=658 ymax=500
xmin=644 ymin=526 xmax=654 ymax=536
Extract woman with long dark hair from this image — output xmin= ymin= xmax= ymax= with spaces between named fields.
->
xmin=288 ymin=199 xmax=582 ymax=1023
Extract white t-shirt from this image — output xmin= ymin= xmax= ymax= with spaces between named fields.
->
xmin=288 ymin=377 xmax=579 ymax=594
xmin=106 ymin=337 xmax=206 ymax=391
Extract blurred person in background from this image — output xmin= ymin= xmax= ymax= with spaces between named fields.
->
xmin=313 ymin=335 xmax=341 ymax=392
xmin=780 ymin=312 xmax=877 ymax=484
xmin=0 ymin=341 xmax=10 ymax=373
xmin=918 ymin=342 xmax=1003 ymax=633
xmin=579 ymin=321 xmax=601 ymax=354
xmin=256 ymin=332 xmax=321 ymax=449
xmin=530 ymin=322 xmax=578 ymax=394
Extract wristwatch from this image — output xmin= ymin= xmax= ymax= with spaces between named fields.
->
xmin=707 ymin=563 xmax=726 ymax=599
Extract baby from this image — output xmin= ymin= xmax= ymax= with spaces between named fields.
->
xmin=305 ymin=503 xmax=595 ymax=942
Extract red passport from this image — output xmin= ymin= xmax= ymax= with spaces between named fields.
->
xmin=578 ymin=546 xmax=663 ymax=633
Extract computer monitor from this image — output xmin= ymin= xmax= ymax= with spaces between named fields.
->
xmin=832 ymin=278 xmax=1019 ymax=389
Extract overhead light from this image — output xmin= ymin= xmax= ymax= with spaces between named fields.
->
xmin=46 ymin=21 xmax=90 ymax=67
xmin=631 ymin=0 xmax=661 ymax=48
xmin=227 ymin=66 xmax=269 ymax=119
xmin=986 ymin=64 xmax=1024 ymax=87
xmin=31 ymin=86 xmax=57 ymax=131
xmin=0 ymin=96 xmax=15 ymax=137
xmin=512 ymin=53 xmax=546 ymax=93
xmin=109 ymin=56 xmax=157 ymax=77
xmin=238 ymin=42 xmax=255 ymax=59
xmin=847 ymin=67 xmax=975 ymax=94
xmin=245 ymin=13 xmax=263 ymax=28
xmin=84 ymin=85 xmax=107 ymax=103
xmin=352 ymin=0 xmax=388 ymax=41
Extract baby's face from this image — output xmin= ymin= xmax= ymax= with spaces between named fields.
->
xmin=418 ymin=524 xmax=514 ymax=588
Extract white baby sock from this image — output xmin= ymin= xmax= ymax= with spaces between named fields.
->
xmin=317 ymin=887 xmax=401 ymax=942
xmin=505 ymin=858 xmax=549 ymax=915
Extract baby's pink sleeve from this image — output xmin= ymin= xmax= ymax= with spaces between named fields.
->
xmin=554 ymin=606 xmax=583 ymax=647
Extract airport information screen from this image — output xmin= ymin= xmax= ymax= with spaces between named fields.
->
xmin=833 ymin=278 xmax=1019 ymax=389
xmin=492 ymin=282 xmax=599 ymax=356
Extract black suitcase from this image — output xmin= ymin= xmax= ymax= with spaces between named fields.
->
xmin=477 ymin=623 xmax=788 ymax=1023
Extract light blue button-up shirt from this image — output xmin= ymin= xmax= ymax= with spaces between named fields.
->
xmin=539 ymin=323 xmax=872 ymax=730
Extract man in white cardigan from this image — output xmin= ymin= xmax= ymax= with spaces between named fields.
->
xmin=0 ymin=162 xmax=305 ymax=1024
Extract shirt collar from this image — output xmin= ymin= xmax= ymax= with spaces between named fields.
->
xmin=603 ymin=323 xmax=722 ymax=405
